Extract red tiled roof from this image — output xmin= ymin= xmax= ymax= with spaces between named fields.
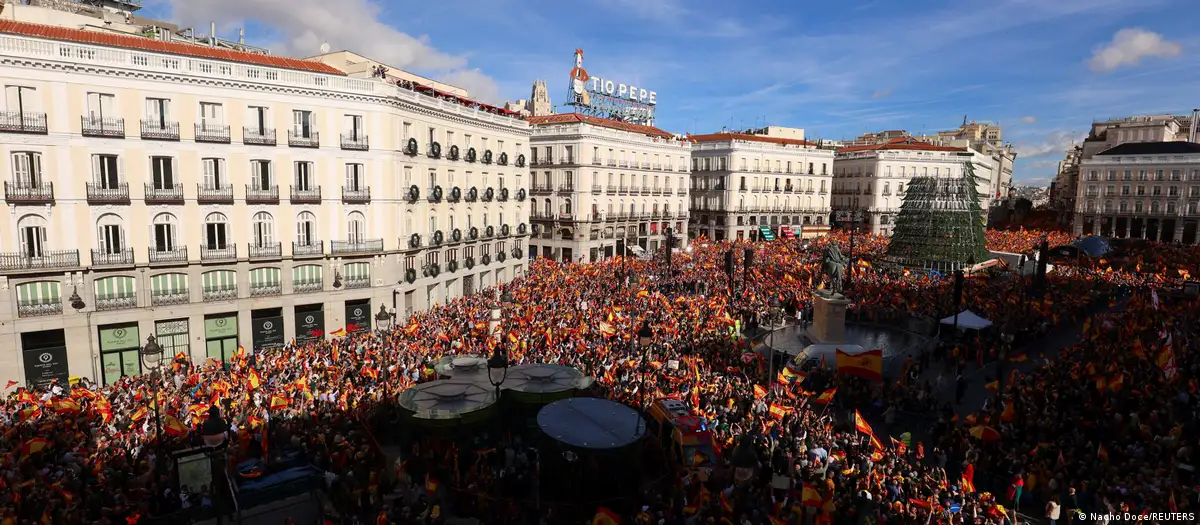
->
xmin=527 ymin=113 xmax=675 ymax=139
xmin=836 ymin=137 xmax=965 ymax=154
xmin=0 ymin=20 xmax=346 ymax=76
xmin=688 ymin=131 xmax=816 ymax=147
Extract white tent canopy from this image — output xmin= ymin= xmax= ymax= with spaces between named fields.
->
xmin=940 ymin=310 xmax=992 ymax=330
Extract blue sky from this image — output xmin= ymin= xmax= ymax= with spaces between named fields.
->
xmin=146 ymin=0 xmax=1200 ymax=185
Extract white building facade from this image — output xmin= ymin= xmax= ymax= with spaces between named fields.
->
xmin=1074 ymin=142 xmax=1200 ymax=244
xmin=688 ymin=132 xmax=834 ymax=241
xmin=526 ymin=114 xmax=690 ymax=262
xmin=832 ymin=140 xmax=976 ymax=236
xmin=0 ymin=20 xmax=529 ymax=387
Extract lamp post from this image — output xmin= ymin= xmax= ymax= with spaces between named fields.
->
xmin=999 ymin=330 xmax=1014 ymax=392
xmin=764 ymin=297 xmax=784 ymax=383
xmin=139 ymin=334 xmax=165 ymax=473
xmin=637 ymin=320 xmax=653 ymax=411
xmin=332 ymin=271 xmax=343 ymax=289
xmin=375 ymin=305 xmax=393 ymax=402
xmin=731 ymin=435 xmax=759 ymax=484
xmin=68 ymin=286 xmax=86 ymax=311
xmin=487 ymin=346 xmax=509 ymax=401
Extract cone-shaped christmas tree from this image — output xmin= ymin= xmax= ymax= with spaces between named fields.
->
xmin=886 ymin=161 xmax=989 ymax=269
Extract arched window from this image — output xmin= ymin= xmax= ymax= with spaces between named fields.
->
xmin=1085 ymin=200 xmax=1096 ymax=213
xmin=17 ymin=214 xmax=47 ymax=257
xmin=347 ymin=211 xmax=366 ymax=242
xmin=152 ymin=212 xmax=178 ymax=252
xmin=529 ymin=198 xmax=538 ymax=216
xmin=466 ymin=207 xmax=474 ymax=229
xmin=1134 ymin=201 xmax=1144 ymax=213
xmin=543 ymin=200 xmax=552 ymax=216
xmin=204 ymin=212 xmax=229 ymax=249
xmin=1189 ymin=201 xmax=1198 ymax=215
xmin=1119 ymin=201 xmax=1129 ymax=212
xmin=296 ymin=211 xmax=317 ymax=247
xmin=96 ymin=213 xmax=126 ymax=256
xmin=1151 ymin=201 xmax=1161 ymax=214
xmin=563 ymin=198 xmax=572 ymax=215
xmin=1166 ymin=201 xmax=1177 ymax=214
xmin=252 ymin=211 xmax=274 ymax=247
xmin=1103 ymin=201 xmax=1113 ymax=213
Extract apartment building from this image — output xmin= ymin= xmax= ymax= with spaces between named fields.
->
xmin=832 ymin=138 xmax=974 ymax=236
xmin=1074 ymin=142 xmax=1200 ymax=244
xmin=0 ymin=20 xmax=529 ymax=387
xmin=526 ymin=113 xmax=690 ymax=262
xmin=688 ymin=131 xmax=834 ymax=241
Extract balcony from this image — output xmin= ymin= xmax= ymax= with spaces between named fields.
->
xmin=618 ymin=186 xmax=629 ymax=195
xmin=344 ymin=276 xmax=371 ymax=289
xmin=81 ymin=116 xmax=125 ymax=138
xmin=197 ymin=184 xmax=234 ymax=204
xmin=145 ymin=183 xmax=184 ymax=203
xmin=618 ymin=161 xmax=629 ymax=168
xmin=531 ymin=184 xmax=553 ymax=195
xmin=151 ymin=290 xmax=190 ymax=306
xmin=140 ymin=119 xmax=180 ymax=140
xmin=0 ymin=111 xmax=47 ymax=134
xmin=292 ymin=241 xmax=324 ymax=258
xmin=0 ymin=249 xmax=80 ymax=271
xmin=558 ymin=184 xmax=575 ymax=193
xmin=559 ymin=213 xmax=575 ymax=221
xmin=287 ymin=130 xmax=320 ymax=148
xmin=293 ymin=280 xmax=323 ymax=294
xmin=592 ymin=185 xmax=602 ymax=194
xmin=677 ymin=188 xmax=687 ymax=195
xmin=342 ymin=186 xmax=371 ymax=203
xmin=200 ymin=245 xmax=238 ymax=262
xmin=85 ymin=182 xmax=130 ymax=204
xmin=653 ymin=163 xmax=662 ymax=170
xmin=592 ymin=159 xmax=602 ymax=166
xmin=91 ymin=248 xmax=134 ymax=267
xmin=248 ymin=243 xmax=282 ymax=260
xmin=340 ymin=133 xmax=369 ymax=151
xmin=606 ymin=160 xmax=617 ymax=167
xmin=148 ymin=246 xmax=188 ymax=264
xmin=203 ymin=286 xmax=238 ymax=302
xmin=290 ymin=186 xmax=322 ymax=204
xmin=606 ymin=185 xmax=617 ymax=194
xmin=96 ymin=294 xmax=137 ymax=311
xmin=195 ymin=123 xmax=231 ymax=143
xmin=18 ymin=299 xmax=60 ymax=317
xmin=250 ymin=283 xmax=282 ymax=297
xmin=4 ymin=182 xmax=54 ymax=204
xmin=331 ymin=239 xmax=384 ymax=255
xmin=640 ymin=188 xmax=651 ymax=196
xmin=245 ymin=185 xmax=279 ymax=204
xmin=243 ymin=127 xmax=276 ymax=146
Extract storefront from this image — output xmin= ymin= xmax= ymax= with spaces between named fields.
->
xmin=345 ymin=299 xmax=371 ymax=334
xmin=22 ymin=329 xmax=68 ymax=388
xmin=294 ymin=303 xmax=325 ymax=345
xmin=98 ymin=323 xmax=141 ymax=385
xmin=251 ymin=307 xmax=285 ymax=352
xmin=204 ymin=313 xmax=238 ymax=363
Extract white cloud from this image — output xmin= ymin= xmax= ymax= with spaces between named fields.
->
xmin=1027 ymin=160 xmax=1059 ymax=169
xmin=436 ymin=69 xmax=502 ymax=105
xmin=162 ymin=0 xmax=500 ymax=99
xmin=1088 ymin=28 xmax=1182 ymax=72
xmin=1017 ymin=130 xmax=1078 ymax=158
xmin=872 ymin=88 xmax=893 ymax=99
xmin=1020 ymin=116 xmax=1038 ymax=124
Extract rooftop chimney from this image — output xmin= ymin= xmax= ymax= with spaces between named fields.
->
xmin=210 ymin=22 xmax=216 ymax=47
xmin=1190 ymin=109 xmax=1199 ymax=143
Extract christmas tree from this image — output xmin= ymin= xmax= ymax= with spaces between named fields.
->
xmin=886 ymin=160 xmax=990 ymax=269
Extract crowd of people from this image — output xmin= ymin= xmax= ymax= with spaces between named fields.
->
xmin=0 ymin=230 xmax=1196 ymax=525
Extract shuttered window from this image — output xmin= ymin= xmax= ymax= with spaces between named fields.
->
xmin=202 ymin=270 xmax=237 ymax=291
xmin=94 ymin=276 xmax=135 ymax=299
xmin=343 ymin=262 xmax=369 ymax=286
xmin=16 ymin=281 xmax=59 ymax=305
xmin=150 ymin=273 xmax=188 ymax=295
xmin=293 ymin=264 xmax=322 ymax=284
xmin=249 ymin=267 xmax=282 ymax=288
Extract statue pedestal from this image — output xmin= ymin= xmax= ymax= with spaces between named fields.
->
xmin=810 ymin=292 xmax=852 ymax=343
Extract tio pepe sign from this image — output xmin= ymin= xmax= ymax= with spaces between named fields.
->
xmin=589 ymin=77 xmax=656 ymax=105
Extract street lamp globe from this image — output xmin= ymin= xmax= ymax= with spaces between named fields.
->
xmin=731 ymin=435 xmax=759 ymax=483
xmin=374 ymin=304 xmax=391 ymax=330
xmin=637 ymin=320 xmax=653 ymax=349
xmin=487 ymin=347 xmax=509 ymax=395
xmin=140 ymin=334 xmax=164 ymax=370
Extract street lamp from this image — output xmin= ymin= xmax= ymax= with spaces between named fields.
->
xmin=68 ymin=286 xmax=86 ymax=311
xmin=200 ymin=405 xmax=229 ymax=447
xmin=999 ymin=330 xmax=1014 ymax=392
xmin=487 ymin=346 xmax=509 ymax=401
xmin=332 ymin=271 xmax=343 ymax=289
xmin=374 ymin=304 xmax=392 ymax=331
xmin=765 ymin=297 xmax=784 ymax=382
xmin=139 ymin=335 xmax=165 ymax=473
xmin=731 ymin=435 xmax=759 ymax=484
xmin=637 ymin=321 xmax=653 ymax=410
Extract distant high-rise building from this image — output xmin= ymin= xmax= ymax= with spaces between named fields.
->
xmin=528 ymin=80 xmax=552 ymax=117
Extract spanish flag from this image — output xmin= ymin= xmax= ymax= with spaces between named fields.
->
xmin=424 ymin=476 xmax=439 ymax=495
xmin=1000 ymin=403 xmax=1015 ymax=422
xmin=853 ymin=410 xmax=876 ymax=437
xmin=51 ymin=399 xmax=82 ymax=415
xmin=801 ymin=483 xmax=823 ymax=507
xmin=753 ymin=384 xmax=767 ymax=399
xmin=269 ymin=394 xmax=289 ymax=411
xmin=247 ymin=368 xmax=263 ymax=390
xmin=835 ymin=348 xmax=883 ymax=382
xmin=814 ymin=387 xmax=837 ymax=404
xmin=768 ymin=403 xmax=791 ymax=420
xmin=593 ymin=507 xmax=621 ymax=525
xmin=163 ymin=415 xmax=190 ymax=437
xmin=960 ymin=475 xmax=976 ymax=494
xmin=330 ymin=328 xmax=348 ymax=337
xmin=692 ymin=450 xmax=708 ymax=467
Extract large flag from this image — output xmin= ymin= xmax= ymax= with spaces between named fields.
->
xmin=801 ymin=483 xmax=823 ymax=507
xmin=835 ymin=348 xmax=883 ymax=382
xmin=163 ymin=415 xmax=190 ymax=437
xmin=593 ymin=507 xmax=622 ymax=525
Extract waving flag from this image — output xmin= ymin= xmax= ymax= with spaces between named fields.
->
xmin=163 ymin=415 xmax=190 ymax=437
xmin=854 ymin=410 xmax=876 ymax=437
xmin=814 ymin=387 xmax=837 ymax=404
xmin=330 ymin=328 xmax=348 ymax=337
xmin=835 ymin=348 xmax=883 ymax=382
xmin=247 ymin=368 xmax=263 ymax=390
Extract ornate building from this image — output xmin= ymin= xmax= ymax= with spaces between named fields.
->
xmin=1074 ymin=141 xmax=1200 ymax=243
xmin=0 ymin=20 xmax=530 ymax=387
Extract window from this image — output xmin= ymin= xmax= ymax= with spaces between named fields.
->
xmin=92 ymin=154 xmax=121 ymax=188
xmin=96 ymin=214 xmax=124 ymax=254
xmin=403 ymin=166 xmax=412 ymax=187
xmin=18 ymin=214 xmax=47 ymax=257
xmin=294 ymin=162 xmax=314 ymax=190
xmin=145 ymin=97 xmax=170 ymax=127
xmin=344 ymin=114 xmax=364 ymax=139
xmin=292 ymin=110 xmax=314 ymax=137
xmin=1123 ymin=170 xmax=1132 ymax=181
xmin=4 ymin=85 xmax=39 ymax=115
xmin=86 ymin=92 xmax=115 ymax=119
xmin=251 ymin=212 xmax=274 ymax=247
xmin=152 ymin=213 xmax=178 ymax=251
xmin=428 ymin=169 xmax=437 ymax=192
xmin=11 ymin=151 xmax=42 ymax=187
xmin=202 ymin=158 xmax=225 ymax=188
xmin=251 ymin=160 xmax=272 ymax=189
xmin=199 ymin=102 xmax=224 ymax=127
xmin=345 ymin=163 xmax=365 ymax=191
xmin=204 ymin=212 xmax=229 ymax=249
xmin=347 ymin=211 xmax=366 ymax=242
xmin=247 ymin=106 xmax=269 ymax=134
xmin=296 ymin=212 xmax=317 ymax=246
xmin=151 ymin=156 xmax=175 ymax=188
xmin=403 ymin=122 xmax=411 ymax=140
xmin=565 ymin=145 xmax=574 ymax=163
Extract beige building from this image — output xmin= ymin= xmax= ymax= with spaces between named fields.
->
xmin=832 ymin=139 xmax=979 ymax=236
xmin=688 ymin=131 xmax=834 ymax=241
xmin=1073 ymin=142 xmax=1200 ymax=243
xmin=526 ymin=113 xmax=690 ymax=262
xmin=0 ymin=19 xmax=530 ymax=387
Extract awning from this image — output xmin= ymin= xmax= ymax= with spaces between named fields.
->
xmin=94 ymin=275 xmax=135 ymax=299
xmin=202 ymin=270 xmax=236 ymax=291
xmin=939 ymin=310 xmax=992 ymax=330
xmin=292 ymin=264 xmax=323 ymax=284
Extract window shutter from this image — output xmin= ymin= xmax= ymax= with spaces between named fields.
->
xmin=91 ymin=154 xmax=101 ymax=182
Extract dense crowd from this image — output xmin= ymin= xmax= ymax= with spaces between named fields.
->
xmin=0 ymin=231 xmax=1197 ymax=525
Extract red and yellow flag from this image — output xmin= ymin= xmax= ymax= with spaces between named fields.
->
xmin=835 ymin=348 xmax=883 ymax=382
xmin=814 ymin=387 xmax=837 ymax=404
xmin=593 ymin=507 xmax=621 ymax=525
xmin=854 ymin=410 xmax=876 ymax=437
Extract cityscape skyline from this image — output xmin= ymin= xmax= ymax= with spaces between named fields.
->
xmin=142 ymin=0 xmax=1200 ymax=185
